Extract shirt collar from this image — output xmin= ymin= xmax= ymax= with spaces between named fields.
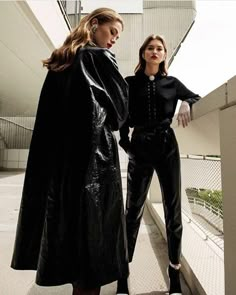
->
xmin=136 ymin=70 xmax=164 ymax=81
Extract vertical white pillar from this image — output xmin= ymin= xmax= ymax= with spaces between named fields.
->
xmin=220 ymin=103 xmax=236 ymax=295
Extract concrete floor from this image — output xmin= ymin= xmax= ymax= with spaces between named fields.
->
xmin=0 ymin=171 xmax=192 ymax=295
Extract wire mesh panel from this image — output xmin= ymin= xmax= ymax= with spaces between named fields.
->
xmin=181 ymin=155 xmax=223 ymax=250
xmin=0 ymin=117 xmax=34 ymax=149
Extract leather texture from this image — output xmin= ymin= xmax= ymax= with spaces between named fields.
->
xmin=11 ymin=46 xmax=129 ymax=288
xmin=119 ymin=70 xmax=200 ymax=265
xmin=126 ymin=126 xmax=182 ymax=264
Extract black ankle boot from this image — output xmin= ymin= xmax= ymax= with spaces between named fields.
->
xmin=116 ymin=278 xmax=129 ymax=295
xmin=168 ymin=265 xmax=182 ymax=294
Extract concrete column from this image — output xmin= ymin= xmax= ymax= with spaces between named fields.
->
xmin=219 ymin=104 xmax=236 ymax=295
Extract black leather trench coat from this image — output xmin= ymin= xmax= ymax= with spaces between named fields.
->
xmin=11 ymin=46 xmax=129 ymax=288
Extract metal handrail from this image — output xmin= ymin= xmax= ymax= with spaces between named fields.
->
xmin=57 ymin=0 xmax=72 ymax=30
xmin=57 ymin=0 xmax=83 ymax=29
xmin=188 ymin=196 xmax=223 ymax=219
xmin=0 ymin=117 xmax=34 ymax=149
xmin=0 ymin=117 xmax=33 ymax=131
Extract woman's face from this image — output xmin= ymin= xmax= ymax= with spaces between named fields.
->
xmin=143 ymin=39 xmax=166 ymax=66
xmin=92 ymin=21 xmax=122 ymax=49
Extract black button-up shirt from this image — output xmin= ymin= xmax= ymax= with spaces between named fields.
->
xmin=119 ymin=70 xmax=200 ymax=151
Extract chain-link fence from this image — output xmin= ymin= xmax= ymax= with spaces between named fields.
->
xmin=181 ymin=155 xmax=223 ymax=250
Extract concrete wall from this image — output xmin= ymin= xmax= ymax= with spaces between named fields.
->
xmin=113 ymin=1 xmax=197 ymax=77
xmin=148 ymin=75 xmax=236 ymax=295
xmin=219 ymin=76 xmax=236 ymax=295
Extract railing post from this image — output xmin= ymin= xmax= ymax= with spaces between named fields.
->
xmin=74 ymin=0 xmax=83 ymax=27
xmin=219 ymin=77 xmax=236 ymax=294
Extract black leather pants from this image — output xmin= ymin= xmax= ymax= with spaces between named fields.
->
xmin=126 ymin=126 xmax=182 ymax=264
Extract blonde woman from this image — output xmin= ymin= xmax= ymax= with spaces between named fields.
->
xmin=11 ymin=8 xmax=129 ymax=295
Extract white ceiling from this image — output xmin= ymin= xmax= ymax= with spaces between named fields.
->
xmin=0 ymin=1 xmax=57 ymax=116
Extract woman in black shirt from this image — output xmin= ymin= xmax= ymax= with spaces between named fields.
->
xmin=117 ymin=34 xmax=200 ymax=295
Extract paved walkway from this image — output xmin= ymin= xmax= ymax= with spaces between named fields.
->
xmin=0 ymin=171 xmax=192 ymax=295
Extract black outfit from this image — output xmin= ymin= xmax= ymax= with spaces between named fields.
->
xmin=11 ymin=46 xmax=129 ymax=288
xmin=119 ymin=70 xmax=200 ymax=264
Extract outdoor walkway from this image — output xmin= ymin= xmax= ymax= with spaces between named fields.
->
xmin=0 ymin=171 xmax=192 ymax=295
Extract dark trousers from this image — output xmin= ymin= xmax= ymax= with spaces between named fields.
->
xmin=126 ymin=126 xmax=182 ymax=264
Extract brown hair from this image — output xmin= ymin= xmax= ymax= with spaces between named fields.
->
xmin=42 ymin=7 xmax=124 ymax=72
xmin=134 ymin=34 xmax=168 ymax=76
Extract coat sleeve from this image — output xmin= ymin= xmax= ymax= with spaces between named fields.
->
xmin=119 ymin=120 xmax=131 ymax=152
xmin=79 ymin=48 xmax=129 ymax=130
xmin=175 ymin=77 xmax=201 ymax=106
xmin=118 ymin=76 xmax=134 ymax=152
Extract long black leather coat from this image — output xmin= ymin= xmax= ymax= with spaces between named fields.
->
xmin=11 ymin=46 xmax=129 ymax=288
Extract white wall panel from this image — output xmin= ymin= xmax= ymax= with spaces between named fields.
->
xmin=112 ymin=1 xmax=197 ymax=77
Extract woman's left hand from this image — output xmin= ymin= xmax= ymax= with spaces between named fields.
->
xmin=177 ymin=101 xmax=191 ymax=128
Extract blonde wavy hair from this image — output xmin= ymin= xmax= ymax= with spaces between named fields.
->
xmin=42 ymin=7 xmax=124 ymax=72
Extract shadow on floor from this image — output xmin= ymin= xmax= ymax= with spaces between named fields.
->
xmin=26 ymin=283 xmax=72 ymax=295
xmin=0 ymin=170 xmax=24 ymax=179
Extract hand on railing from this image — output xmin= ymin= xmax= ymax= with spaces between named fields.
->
xmin=177 ymin=101 xmax=191 ymax=128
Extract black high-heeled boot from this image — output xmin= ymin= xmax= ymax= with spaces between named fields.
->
xmin=168 ymin=265 xmax=182 ymax=295
xmin=116 ymin=278 xmax=129 ymax=295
